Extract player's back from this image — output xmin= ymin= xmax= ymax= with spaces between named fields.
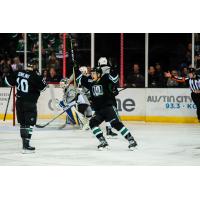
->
xmin=6 ymin=69 xmax=46 ymax=102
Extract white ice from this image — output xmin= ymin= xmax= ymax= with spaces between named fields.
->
xmin=0 ymin=122 xmax=200 ymax=165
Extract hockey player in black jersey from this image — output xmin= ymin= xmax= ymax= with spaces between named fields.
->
xmin=77 ymin=65 xmax=137 ymax=150
xmin=4 ymin=62 xmax=47 ymax=153
xmin=97 ymin=57 xmax=118 ymax=137
xmin=70 ymin=65 xmax=118 ymax=137
xmin=165 ymin=67 xmax=200 ymax=122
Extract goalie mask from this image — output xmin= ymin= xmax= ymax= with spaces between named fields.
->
xmin=60 ymin=78 xmax=69 ymax=89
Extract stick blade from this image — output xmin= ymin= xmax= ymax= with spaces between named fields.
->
xmin=35 ymin=124 xmax=46 ymax=128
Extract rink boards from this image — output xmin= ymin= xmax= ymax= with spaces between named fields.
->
xmin=0 ymin=87 xmax=198 ymax=123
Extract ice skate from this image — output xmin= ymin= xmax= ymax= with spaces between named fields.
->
xmin=22 ymin=139 xmax=35 ymax=154
xmin=98 ymin=136 xmax=109 ymax=150
xmin=106 ymin=127 xmax=118 ymax=139
xmin=128 ymin=139 xmax=137 ymax=150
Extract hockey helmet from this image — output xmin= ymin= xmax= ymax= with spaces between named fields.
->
xmin=188 ymin=67 xmax=196 ymax=73
xmin=98 ymin=57 xmax=108 ymax=67
xmin=27 ymin=59 xmax=38 ymax=70
xmin=91 ymin=66 xmax=102 ymax=75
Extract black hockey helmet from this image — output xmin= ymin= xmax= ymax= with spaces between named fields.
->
xmin=188 ymin=67 xmax=196 ymax=73
xmin=27 ymin=59 xmax=38 ymax=70
xmin=91 ymin=66 xmax=102 ymax=75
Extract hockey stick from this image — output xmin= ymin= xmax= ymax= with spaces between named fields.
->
xmin=35 ymin=104 xmax=78 ymax=128
xmin=35 ymin=110 xmax=66 ymax=128
xmin=68 ymin=34 xmax=77 ymax=88
xmin=3 ymin=87 xmax=12 ymax=121
xmin=118 ymin=87 xmax=127 ymax=93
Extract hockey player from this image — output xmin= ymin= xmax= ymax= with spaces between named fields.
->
xmin=77 ymin=65 xmax=137 ymax=150
xmin=165 ymin=67 xmax=200 ymax=122
xmin=97 ymin=57 xmax=118 ymax=136
xmin=4 ymin=62 xmax=47 ymax=153
xmin=59 ymin=78 xmax=91 ymax=129
xmin=68 ymin=66 xmax=118 ymax=137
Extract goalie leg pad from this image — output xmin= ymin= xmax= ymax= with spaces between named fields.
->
xmin=66 ymin=108 xmax=79 ymax=125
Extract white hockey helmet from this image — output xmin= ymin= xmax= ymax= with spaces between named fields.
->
xmin=60 ymin=78 xmax=69 ymax=89
xmin=98 ymin=57 xmax=108 ymax=66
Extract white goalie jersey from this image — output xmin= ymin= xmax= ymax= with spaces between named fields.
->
xmin=63 ymin=84 xmax=90 ymax=106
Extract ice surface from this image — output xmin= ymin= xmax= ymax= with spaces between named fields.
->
xmin=0 ymin=122 xmax=200 ymax=166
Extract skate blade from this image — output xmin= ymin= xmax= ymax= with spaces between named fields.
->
xmin=106 ymin=136 xmax=118 ymax=139
xmin=128 ymin=146 xmax=138 ymax=151
xmin=98 ymin=146 xmax=110 ymax=151
xmin=22 ymin=149 xmax=35 ymax=154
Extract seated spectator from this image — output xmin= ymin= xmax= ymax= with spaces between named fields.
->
xmin=125 ymin=63 xmax=145 ymax=88
xmin=48 ymin=52 xmax=60 ymax=69
xmin=179 ymin=66 xmax=189 ymax=88
xmin=166 ymin=70 xmax=179 ymax=87
xmin=0 ymin=58 xmax=13 ymax=86
xmin=155 ymin=63 xmax=163 ymax=76
xmin=42 ymin=69 xmax=48 ymax=81
xmin=181 ymin=66 xmax=188 ymax=77
xmin=148 ymin=66 xmax=164 ymax=88
xmin=11 ymin=56 xmax=23 ymax=71
xmin=46 ymin=67 xmax=61 ymax=83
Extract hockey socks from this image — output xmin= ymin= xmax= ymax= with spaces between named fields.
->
xmin=119 ymin=126 xmax=137 ymax=149
xmin=92 ymin=127 xmax=104 ymax=138
xmin=20 ymin=125 xmax=35 ymax=153
xmin=92 ymin=127 xmax=108 ymax=149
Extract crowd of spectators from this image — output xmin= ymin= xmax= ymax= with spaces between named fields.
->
xmin=124 ymin=41 xmax=193 ymax=88
xmin=0 ymin=34 xmax=197 ymax=88
xmin=124 ymin=62 xmax=190 ymax=88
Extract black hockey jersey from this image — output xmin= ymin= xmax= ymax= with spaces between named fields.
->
xmin=5 ymin=69 xmax=47 ymax=103
xmin=76 ymin=71 xmax=119 ymax=111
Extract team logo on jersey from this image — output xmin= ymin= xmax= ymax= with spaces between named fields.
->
xmin=92 ymin=85 xmax=103 ymax=96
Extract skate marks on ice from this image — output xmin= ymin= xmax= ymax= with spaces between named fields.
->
xmin=0 ymin=122 xmax=200 ymax=165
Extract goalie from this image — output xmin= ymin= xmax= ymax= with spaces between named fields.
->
xmin=58 ymin=78 xmax=91 ymax=130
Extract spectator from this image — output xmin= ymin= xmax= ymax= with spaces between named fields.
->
xmin=0 ymin=58 xmax=13 ymax=86
xmin=166 ymin=70 xmax=179 ymax=87
xmin=179 ymin=66 xmax=189 ymax=88
xmin=42 ymin=69 xmax=48 ymax=81
xmin=181 ymin=66 xmax=188 ymax=77
xmin=125 ymin=63 xmax=145 ymax=88
xmin=155 ymin=63 xmax=163 ymax=76
xmin=148 ymin=66 xmax=163 ymax=88
xmin=48 ymin=52 xmax=59 ymax=69
xmin=11 ymin=56 xmax=23 ymax=71
xmin=185 ymin=43 xmax=192 ymax=65
xmin=46 ymin=67 xmax=61 ymax=82
xmin=155 ymin=62 xmax=165 ymax=86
